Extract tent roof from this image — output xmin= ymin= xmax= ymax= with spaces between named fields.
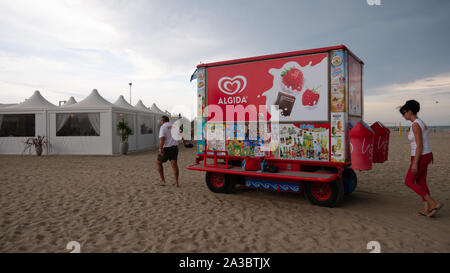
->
xmin=134 ymin=100 xmax=159 ymax=114
xmin=134 ymin=100 xmax=148 ymax=110
xmin=62 ymin=89 xmax=129 ymax=111
xmin=61 ymin=96 xmax=77 ymax=107
xmin=0 ymin=103 xmax=16 ymax=108
xmin=1 ymin=90 xmax=57 ymax=111
xmin=66 ymin=89 xmax=112 ymax=108
xmin=114 ymin=95 xmax=136 ymax=111
xmin=150 ymin=103 xmax=166 ymax=114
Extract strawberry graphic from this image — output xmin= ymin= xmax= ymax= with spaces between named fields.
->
xmin=281 ymin=67 xmax=304 ymax=92
xmin=302 ymin=87 xmax=320 ymax=106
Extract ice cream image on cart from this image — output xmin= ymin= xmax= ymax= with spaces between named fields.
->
xmin=262 ymin=59 xmax=327 ymax=121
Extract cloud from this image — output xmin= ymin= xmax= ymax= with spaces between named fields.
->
xmin=364 ymin=72 xmax=450 ymax=125
xmin=0 ymin=0 xmax=200 ymax=116
xmin=375 ymin=73 xmax=450 ymax=93
xmin=366 ymin=72 xmax=450 ymax=100
xmin=0 ymin=0 xmax=449 ymax=122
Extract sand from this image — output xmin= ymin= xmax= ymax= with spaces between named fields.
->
xmin=0 ymin=132 xmax=449 ymax=253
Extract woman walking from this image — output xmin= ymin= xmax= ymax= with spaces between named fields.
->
xmin=400 ymin=100 xmax=442 ymax=217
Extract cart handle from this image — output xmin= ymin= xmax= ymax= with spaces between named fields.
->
xmin=203 ymin=150 xmax=229 ymax=168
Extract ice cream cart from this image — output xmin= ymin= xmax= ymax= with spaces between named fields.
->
xmin=187 ymin=45 xmax=389 ymax=207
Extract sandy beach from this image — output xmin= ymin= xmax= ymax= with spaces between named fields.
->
xmin=0 ymin=132 xmax=449 ymax=253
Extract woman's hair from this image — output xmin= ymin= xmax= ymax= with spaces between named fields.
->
xmin=399 ymin=100 xmax=420 ymax=115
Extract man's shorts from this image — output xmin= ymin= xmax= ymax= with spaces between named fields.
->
xmin=157 ymin=146 xmax=178 ymax=163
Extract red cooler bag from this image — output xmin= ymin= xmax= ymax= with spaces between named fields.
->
xmin=242 ymin=156 xmax=264 ymax=171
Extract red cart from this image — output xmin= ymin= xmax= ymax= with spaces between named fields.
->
xmin=188 ymin=45 xmax=387 ymax=207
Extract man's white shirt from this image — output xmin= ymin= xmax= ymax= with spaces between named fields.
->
xmin=159 ymin=122 xmax=178 ymax=148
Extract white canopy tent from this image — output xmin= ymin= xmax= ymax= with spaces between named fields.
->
xmin=0 ymin=90 xmax=57 ymax=154
xmin=134 ymin=99 xmax=162 ymax=151
xmin=113 ymin=95 xmax=139 ymax=152
xmin=1 ymin=89 xmax=184 ymax=155
xmin=0 ymin=103 xmax=16 ymax=108
xmin=48 ymin=89 xmax=119 ymax=155
xmin=149 ymin=103 xmax=193 ymax=141
xmin=150 ymin=103 xmax=166 ymax=115
xmin=47 ymin=90 xmax=162 ymax=155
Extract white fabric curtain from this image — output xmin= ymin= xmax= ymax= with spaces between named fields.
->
xmin=127 ymin=114 xmax=135 ymax=134
xmin=88 ymin=113 xmax=101 ymax=135
xmin=56 ymin=113 xmax=70 ymax=133
xmin=147 ymin=116 xmax=154 ymax=134
xmin=0 ymin=114 xmax=3 ymax=129
xmin=140 ymin=116 xmax=153 ymax=135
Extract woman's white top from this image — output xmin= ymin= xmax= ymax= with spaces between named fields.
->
xmin=408 ymin=118 xmax=432 ymax=156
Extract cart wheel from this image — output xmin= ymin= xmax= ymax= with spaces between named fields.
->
xmin=205 ymin=172 xmax=234 ymax=194
xmin=304 ymin=180 xmax=344 ymax=207
xmin=343 ymin=168 xmax=357 ymax=195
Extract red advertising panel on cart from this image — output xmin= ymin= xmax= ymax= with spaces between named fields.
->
xmin=206 ymin=53 xmax=329 ymax=122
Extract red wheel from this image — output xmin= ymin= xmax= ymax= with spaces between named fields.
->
xmin=310 ymin=182 xmax=332 ymax=201
xmin=304 ymin=180 xmax=344 ymax=207
xmin=205 ymin=172 xmax=235 ymax=193
xmin=210 ymin=173 xmax=225 ymax=188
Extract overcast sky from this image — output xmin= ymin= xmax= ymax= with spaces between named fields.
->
xmin=1 ymin=0 xmax=449 ymax=125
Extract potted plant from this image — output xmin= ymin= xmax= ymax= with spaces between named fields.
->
xmin=23 ymin=135 xmax=49 ymax=156
xmin=117 ymin=119 xmax=133 ymax=155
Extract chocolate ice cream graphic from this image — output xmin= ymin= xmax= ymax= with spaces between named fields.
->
xmin=275 ymin=92 xmax=296 ymax=116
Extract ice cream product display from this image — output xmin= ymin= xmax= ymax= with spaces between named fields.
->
xmin=224 ymin=123 xmax=269 ymax=157
xmin=348 ymin=54 xmax=362 ymax=116
xmin=226 ymin=140 xmax=245 ymax=156
xmin=275 ymin=124 xmax=329 ymax=161
xmin=198 ymin=71 xmax=204 ymax=81
xmin=197 ymin=67 xmax=206 ymax=118
xmin=224 ymin=138 xmax=268 ymax=157
xmin=236 ymin=123 xmax=245 ymax=140
xmin=222 ymin=122 xmax=331 ymax=159
xmin=196 ymin=117 xmax=206 ymax=154
xmin=225 ymin=123 xmax=236 ymax=140
xmin=197 ymin=140 xmax=206 ymax=154
xmin=331 ymin=112 xmax=346 ymax=162
xmin=330 ymin=50 xmax=346 ymax=112
xmin=196 ymin=67 xmax=207 ymax=155
xmin=206 ymin=123 xmax=225 ymax=151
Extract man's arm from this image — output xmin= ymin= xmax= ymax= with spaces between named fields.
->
xmin=159 ymin=136 xmax=165 ymax=155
